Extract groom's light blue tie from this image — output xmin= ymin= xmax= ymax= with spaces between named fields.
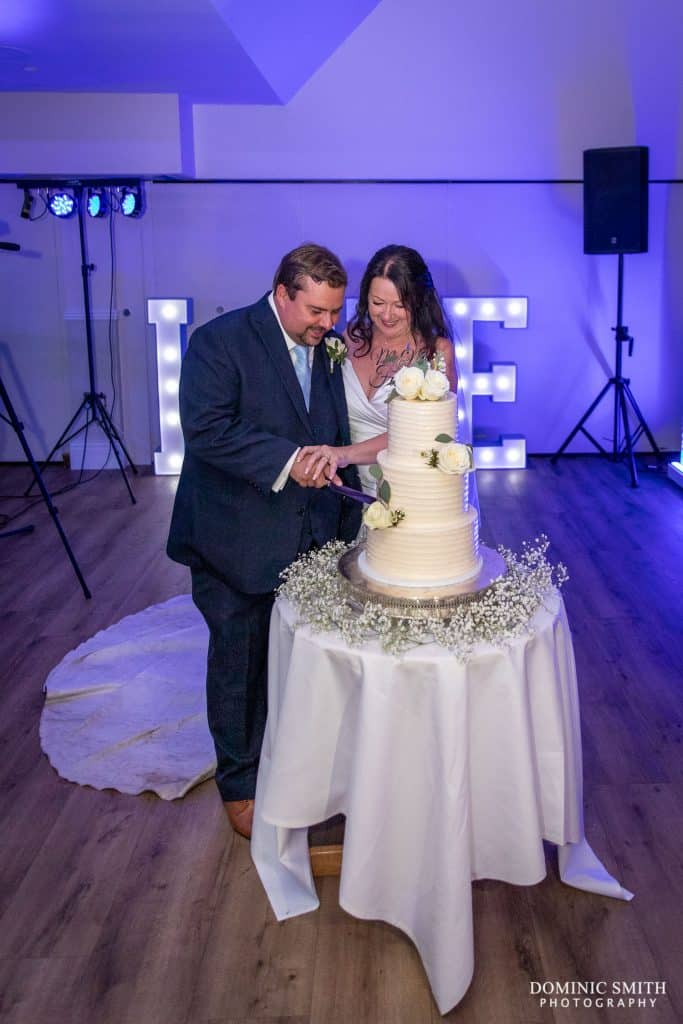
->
xmin=291 ymin=344 xmax=311 ymax=410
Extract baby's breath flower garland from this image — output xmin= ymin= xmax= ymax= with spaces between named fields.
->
xmin=278 ymin=536 xmax=568 ymax=658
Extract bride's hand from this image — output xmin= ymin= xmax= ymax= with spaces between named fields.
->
xmin=298 ymin=445 xmax=350 ymax=484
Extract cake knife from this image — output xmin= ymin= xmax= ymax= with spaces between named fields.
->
xmin=327 ymin=481 xmax=376 ymax=505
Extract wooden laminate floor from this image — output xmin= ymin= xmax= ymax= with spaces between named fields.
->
xmin=0 ymin=456 xmax=681 ymax=1024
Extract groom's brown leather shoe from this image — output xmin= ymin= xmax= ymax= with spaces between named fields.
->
xmin=224 ymin=799 xmax=254 ymax=839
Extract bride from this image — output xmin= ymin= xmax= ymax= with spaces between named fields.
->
xmin=300 ymin=244 xmax=460 ymax=493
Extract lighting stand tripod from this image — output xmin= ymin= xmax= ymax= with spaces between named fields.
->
xmin=28 ymin=188 xmax=138 ymax=503
xmin=551 ymin=253 xmax=661 ymax=487
xmin=0 ymin=373 xmax=91 ymax=598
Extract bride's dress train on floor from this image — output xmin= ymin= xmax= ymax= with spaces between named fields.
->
xmin=40 ymin=595 xmax=213 ymax=799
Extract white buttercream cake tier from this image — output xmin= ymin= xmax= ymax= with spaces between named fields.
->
xmin=387 ymin=391 xmax=458 ymax=458
xmin=365 ymin=509 xmax=481 ymax=587
xmin=376 ymin=450 xmax=469 ymax=520
xmin=358 ymin=549 xmax=483 ymax=589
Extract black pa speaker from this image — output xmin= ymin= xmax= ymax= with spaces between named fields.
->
xmin=583 ymin=146 xmax=649 ymax=254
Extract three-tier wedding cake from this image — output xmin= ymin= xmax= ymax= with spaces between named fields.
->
xmin=360 ymin=367 xmax=481 ymax=589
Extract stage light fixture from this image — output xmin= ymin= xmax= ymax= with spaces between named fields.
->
xmin=86 ymin=188 xmax=109 ymax=219
xmin=118 ymin=184 xmax=144 ymax=218
xmin=20 ymin=189 xmax=34 ymax=219
xmin=48 ymin=191 xmax=77 ymax=218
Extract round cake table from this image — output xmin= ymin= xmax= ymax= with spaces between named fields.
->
xmin=251 ymin=590 xmax=632 ymax=1015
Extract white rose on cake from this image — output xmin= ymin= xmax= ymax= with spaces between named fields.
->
xmin=393 ymin=365 xmax=424 ymax=400
xmin=436 ymin=442 xmax=473 ymax=474
xmin=419 ymin=369 xmax=450 ymax=401
xmin=363 ymin=501 xmax=395 ymax=530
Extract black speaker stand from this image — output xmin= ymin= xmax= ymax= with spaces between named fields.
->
xmin=0 ymin=373 xmax=91 ymax=598
xmin=551 ymin=254 xmax=661 ymax=487
xmin=26 ymin=193 xmax=137 ymax=504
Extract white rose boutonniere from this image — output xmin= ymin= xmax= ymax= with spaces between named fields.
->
xmin=419 ymin=368 xmax=450 ymax=401
xmin=436 ymin=442 xmax=474 ymax=474
xmin=393 ymin=365 xmax=425 ymax=400
xmin=325 ymin=332 xmax=347 ymax=374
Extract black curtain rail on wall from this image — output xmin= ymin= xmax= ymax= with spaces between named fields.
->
xmin=150 ymin=177 xmax=683 ymax=185
xmin=151 ymin=178 xmax=586 ymax=185
xmin=2 ymin=177 xmax=682 ymax=187
xmin=2 ymin=177 xmax=143 ymax=188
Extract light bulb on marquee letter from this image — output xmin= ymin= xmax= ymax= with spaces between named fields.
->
xmin=444 ymin=297 xmax=528 ymax=470
xmin=147 ymin=298 xmax=192 ymax=475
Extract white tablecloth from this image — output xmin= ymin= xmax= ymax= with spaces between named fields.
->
xmin=251 ymin=591 xmax=632 ymax=1015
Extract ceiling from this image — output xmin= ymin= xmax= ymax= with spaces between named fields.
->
xmin=0 ymin=0 xmax=381 ymax=104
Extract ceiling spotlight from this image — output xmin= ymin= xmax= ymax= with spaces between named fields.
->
xmin=118 ymin=184 xmax=144 ymax=218
xmin=20 ymin=189 xmax=34 ymax=219
xmin=86 ymin=187 xmax=109 ymax=219
xmin=48 ymin=191 xmax=77 ymax=218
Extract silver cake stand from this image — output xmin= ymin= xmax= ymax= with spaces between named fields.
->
xmin=338 ymin=543 xmax=507 ymax=621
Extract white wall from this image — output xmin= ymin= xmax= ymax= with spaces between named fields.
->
xmin=194 ymin=0 xmax=683 ymax=180
xmin=0 ymin=0 xmax=682 ymax=464
xmin=0 ymin=93 xmax=182 ymax=177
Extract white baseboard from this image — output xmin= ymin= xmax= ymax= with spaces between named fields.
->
xmin=69 ymin=439 xmax=123 ymax=471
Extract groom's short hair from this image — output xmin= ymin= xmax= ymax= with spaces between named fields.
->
xmin=273 ymin=243 xmax=347 ymax=299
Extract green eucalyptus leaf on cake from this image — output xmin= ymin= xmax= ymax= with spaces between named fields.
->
xmin=435 ymin=433 xmax=454 ymax=444
xmin=385 ymin=388 xmax=399 ymax=404
xmin=415 ymin=356 xmax=430 ymax=373
xmin=378 ymin=480 xmax=391 ymax=504
xmin=369 ymin=465 xmax=383 ymax=481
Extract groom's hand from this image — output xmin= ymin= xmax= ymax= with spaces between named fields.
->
xmin=298 ymin=445 xmax=346 ymax=485
xmin=289 ymin=456 xmax=331 ymax=488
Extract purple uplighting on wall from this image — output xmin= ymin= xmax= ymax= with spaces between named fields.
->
xmin=0 ymin=0 xmax=681 ymax=466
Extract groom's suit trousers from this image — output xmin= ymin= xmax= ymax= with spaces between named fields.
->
xmin=190 ymin=511 xmax=316 ymax=801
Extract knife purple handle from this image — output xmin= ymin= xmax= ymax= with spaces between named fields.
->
xmin=327 ymin=481 xmax=376 ymax=505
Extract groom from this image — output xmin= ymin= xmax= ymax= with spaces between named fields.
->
xmin=167 ymin=243 xmax=361 ymax=838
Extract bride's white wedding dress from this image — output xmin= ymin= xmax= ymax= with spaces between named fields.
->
xmin=341 ymin=359 xmax=393 ymax=495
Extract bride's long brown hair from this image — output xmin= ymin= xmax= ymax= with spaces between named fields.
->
xmin=347 ymin=245 xmax=452 ymax=358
